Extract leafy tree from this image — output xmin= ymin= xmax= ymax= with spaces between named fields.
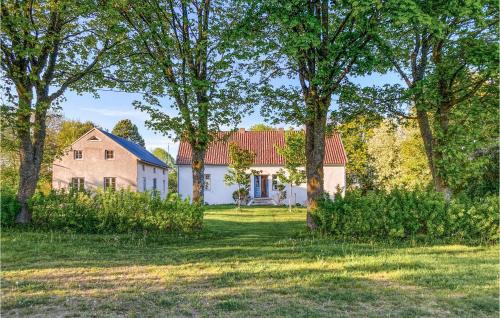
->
xmin=367 ymin=120 xmax=430 ymax=190
xmin=0 ymin=0 xmax=123 ymax=222
xmin=333 ymin=114 xmax=381 ymax=192
xmin=55 ymin=120 xmax=95 ymax=154
xmin=152 ymin=147 xmax=178 ymax=194
xmin=112 ymin=119 xmax=145 ymax=147
xmin=224 ymin=142 xmax=256 ymax=210
xmin=112 ymin=0 xmax=253 ymax=204
xmin=241 ymin=0 xmax=381 ymax=227
xmin=249 ymin=124 xmax=275 ymax=131
xmin=275 ymin=131 xmax=306 ymax=212
xmin=372 ymin=0 xmax=498 ymax=198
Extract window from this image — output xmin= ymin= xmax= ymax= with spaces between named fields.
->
xmin=142 ymin=164 xmax=145 ymax=171
xmin=272 ymin=174 xmax=278 ymax=191
xmin=88 ymin=136 xmax=100 ymax=141
xmin=73 ymin=150 xmax=83 ymax=160
xmin=162 ymin=169 xmax=165 ymax=175
xmin=71 ymin=178 xmax=84 ymax=191
xmin=153 ymin=167 xmax=156 ymax=173
xmin=163 ymin=180 xmax=166 ymax=193
xmin=153 ymin=178 xmax=157 ymax=190
xmin=104 ymin=177 xmax=116 ymax=191
xmin=143 ymin=177 xmax=147 ymax=191
xmin=105 ymin=150 xmax=114 ymax=160
xmin=204 ymin=174 xmax=211 ymax=191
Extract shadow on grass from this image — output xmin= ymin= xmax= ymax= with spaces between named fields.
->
xmin=2 ymin=265 xmax=498 ymax=317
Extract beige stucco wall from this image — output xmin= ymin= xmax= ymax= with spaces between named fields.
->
xmin=52 ymin=129 xmax=138 ymax=191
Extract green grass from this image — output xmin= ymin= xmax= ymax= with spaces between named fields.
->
xmin=1 ymin=205 xmax=498 ymax=317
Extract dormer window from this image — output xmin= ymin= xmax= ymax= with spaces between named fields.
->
xmin=74 ymin=150 xmax=83 ymax=160
xmin=105 ymin=150 xmax=114 ymax=160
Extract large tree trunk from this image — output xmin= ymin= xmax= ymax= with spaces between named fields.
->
xmin=16 ymin=148 xmax=39 ymax=223
xmin=15 ymin=98 xmax=47 ymax=224
xmin=191 ymin=147 xmax=205 ymax=204
xmin=415 ymin=108 xmax=452 ymax=199
xmin=305 ymin=106 xmax=327 ymax=229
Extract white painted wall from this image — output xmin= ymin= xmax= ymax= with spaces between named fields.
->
xmin=137 ymin=162 xmax=168 ymax=199
xmin=177 ymin=164 xmax=345 ymax=205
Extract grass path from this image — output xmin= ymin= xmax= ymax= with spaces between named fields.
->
xmin=1 ymin=206 xmax=499 ymax=317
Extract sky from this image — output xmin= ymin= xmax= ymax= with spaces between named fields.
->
xmin=61 ymin=72 xmax=401 ymax=158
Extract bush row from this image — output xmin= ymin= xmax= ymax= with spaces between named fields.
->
xmin=313 ymin=189 xmax=498 ymax=243
xmin=27 ymin=189 xmax=203 ymax=233
xmin=1 ymin=186 xmax=20 ymax=227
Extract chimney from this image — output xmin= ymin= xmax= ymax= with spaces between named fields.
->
xmin=239 ymin=128 xmax=245 ymax=133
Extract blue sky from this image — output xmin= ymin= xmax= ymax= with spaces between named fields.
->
xmin=61 ymin=72 xmax=401 ymax=157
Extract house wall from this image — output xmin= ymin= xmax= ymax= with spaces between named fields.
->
xmin=137 ymin=162 xmax=168 ymax=199
xmin=177 ymin=165 xmax=345 ymax=205
xmin=52 ymin=129 xmax=138 ymax=191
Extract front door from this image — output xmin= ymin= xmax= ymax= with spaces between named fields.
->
xmin=261 ymin=175 xmax=268 ymax=198
xmin=254 ymin=175 xmax=268 ymax=198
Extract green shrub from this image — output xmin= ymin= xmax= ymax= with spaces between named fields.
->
xmin=313 ymin=189 xmax=498 ymax=243
xmin=30 ymin=189 xmax=203 ymax=234
xmin=1 ymin=186 xmax=20 ymax=227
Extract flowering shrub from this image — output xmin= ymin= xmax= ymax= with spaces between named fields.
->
xmin=30 ymin=189 xmax=203 ymax=233
xmin=313 ymin=189 xmax=498 ymax=243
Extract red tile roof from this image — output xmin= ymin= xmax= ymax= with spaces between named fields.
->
xmin=176 ymin=130 xmax=347 ymax=166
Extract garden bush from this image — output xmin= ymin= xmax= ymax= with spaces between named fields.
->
xmin=30 ymin=189 xmax=203 ymax=233
xmin=313 ymin=189 xmax=498 ymax=243
xmin=1 ymin=186 xmax=20 ymax=227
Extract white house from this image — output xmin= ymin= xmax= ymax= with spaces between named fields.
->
xmin=52 ymin=128 xmax=169 ymax=199
xmin=176 ymin=128 xmax=347 ymax=205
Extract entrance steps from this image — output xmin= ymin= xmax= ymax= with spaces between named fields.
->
xmin=248 ymin=197 xmax=277 ymax=206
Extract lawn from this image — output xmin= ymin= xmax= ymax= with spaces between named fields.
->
xmin=1 ymin=205 xmax=498 ymax=317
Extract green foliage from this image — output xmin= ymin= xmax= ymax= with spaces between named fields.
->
xmin=313 ymin=189 xmax=499 ymax=244
xmin=112 ymin=119 xmax=145 ymax=147
xmin=249 ymin=124 xmax=275 ymax=131
xmin=367 ymin=120 xmax=430 ymax=190
xmin=224 ymin=143 xmax=256 ymax=209
xmin=333 ymin=114 xmax=381 ymax=192
xmin=232 ymin=188 xmax=251 ymax=205
xmin=1 ymin=186 xmax=20 ymax=227
xmin=29 ymin=189 xmax=203 ymax=234
xmin=152 ymin=147 xmax=178 ymax=193
xmin=275 ymin=131 xmax=306 ymax=211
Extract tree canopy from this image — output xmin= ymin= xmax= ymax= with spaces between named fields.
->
xmin=112 ymin=119 xmax=145 ymax=147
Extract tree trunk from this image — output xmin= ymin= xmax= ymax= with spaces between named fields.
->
xmin=305 ymin=107 xmax=327 ymax=230
xmin=415 ymin=108 xmax=452 ymax=199
xmin=288 ymin=183 xmax=292 ymax=213
xmin=191 ymin=147 xmax=205 ymax=204
xmin=15 ymin=98 xmax=47 ymax=224
xmin=16 ymin=149 xmax=39 ymax=223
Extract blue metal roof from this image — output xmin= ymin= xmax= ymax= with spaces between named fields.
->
xmin=98 ymin=128 xmax=169 ymax=169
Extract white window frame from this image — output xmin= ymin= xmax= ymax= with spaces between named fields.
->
xmin=71 ymin=177 xmax=85 ymax=191
xmin=272 ymin=174 xmax=278 ymax=191
xmin=153 ymin=178 xmax=157 ymax=191
xmin=104 ymin=177 xmax=116 ymax=190
xmin=204 ymin=174 xmax=211 ymax=191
